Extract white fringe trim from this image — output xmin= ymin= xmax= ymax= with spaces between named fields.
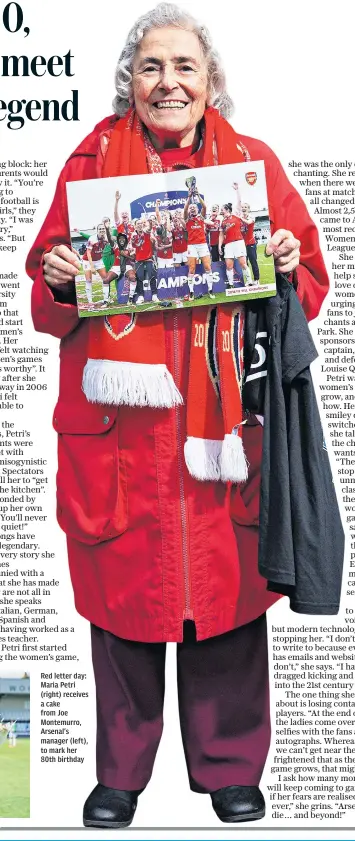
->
xmin=219 ymin=433 xmax=249 ymax=483
xmin=184 ymin=437 xmax=222 ymax=482
xmin=82 ymin=359 xmax=183 ymax=408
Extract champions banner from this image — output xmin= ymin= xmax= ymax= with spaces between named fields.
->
xmin=116 ymin=262 xmax=244 ymax=303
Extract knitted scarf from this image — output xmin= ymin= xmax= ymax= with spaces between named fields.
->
xmin=83 ymin=107 xmax=251 ymax=483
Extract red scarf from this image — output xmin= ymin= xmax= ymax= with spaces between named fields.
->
xmin=83 ymin=107 xmax=250 ymax=483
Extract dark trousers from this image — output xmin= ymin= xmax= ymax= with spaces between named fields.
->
xmin=210 ymin=244 xmax=220 ymax=263
xmin=91 ymin=614 xmax=270 ymax=793
xmin=114 ymin=273 xmax=123 ymax=300
xmin=247 ymin=244 xmax=260 ymax=281
xmin=135 ymin=260 xmax=157 ymax=296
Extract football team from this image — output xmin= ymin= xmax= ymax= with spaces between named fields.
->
xmin=74 ymin=182 xmax=261 ymax=309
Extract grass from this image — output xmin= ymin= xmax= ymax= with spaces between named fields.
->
xmin=255 ymin=243 xmax=275 ymax=284
xmin=0 ymin=738 xmax=30 ymax=818
xmin=75 ymin=244 xmax=276 ymax=317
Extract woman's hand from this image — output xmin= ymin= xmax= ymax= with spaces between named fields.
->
xmin=43 ymin=245 xmax=81 ymax=290
xmin=265 ymin=229 xmax=300 ymax=274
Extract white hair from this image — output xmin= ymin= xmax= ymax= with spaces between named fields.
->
xmin=113 ymin=2 xmax=234 ymax=119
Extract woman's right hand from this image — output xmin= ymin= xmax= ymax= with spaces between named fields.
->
xmin=43 ymin=245 xmax=81 ymax=290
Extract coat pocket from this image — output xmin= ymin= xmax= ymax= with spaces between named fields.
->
xmin=230 ymin=416 xmax=263 ymax=527
xmin=53 ymin=402 xmax=128 ymax=545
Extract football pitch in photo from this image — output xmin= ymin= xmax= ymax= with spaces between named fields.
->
xmin=0 ymin=738 xmax=30 ymax=818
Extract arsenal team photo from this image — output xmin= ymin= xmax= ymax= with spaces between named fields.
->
xmin=67 ymin=160 xmax=276 ymax=316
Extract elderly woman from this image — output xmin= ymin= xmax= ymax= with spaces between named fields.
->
xmin=26 ymin=1 xmax=329 ymax=829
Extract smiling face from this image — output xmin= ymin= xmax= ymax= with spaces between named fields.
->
xmin=132 ymin=26 xmax=208 ymax=148
xmin=97 ymin=224 xmax=106 ymax=239
xmin=221 ymin=205 xmax=231 ymax=219
xmin=189 ymin=203 xmax=198 ymax=218
xmin=117 ymin=235 xmax=128 ymax=249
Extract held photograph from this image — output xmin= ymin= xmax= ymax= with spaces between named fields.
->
xmin=66 ymin=160 xmax=276 ymax=316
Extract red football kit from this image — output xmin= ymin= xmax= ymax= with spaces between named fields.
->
xmin=172 ymin=226 xmax=187 ymax=253
xmin=221 ymin=215 xmax=244 ymax=244
xmin=87 ymin=237 xmax=106 ymax=261
xmin=117 ymin=221 xmax=135 ymax=240
xmin=186 ymin=216 xmax=207 ymax=245
xmin=156 ymin=229 xmax=173 ymax=259
xmin=111 ymin=244 xmax=132 ymax=271
xmin=241 ymin=219 xmax=256 ymax=246
xmin=131 ymin=231 xmax=153 ymax=261
xmin=206 ymin=218 xmax=220 ymax=246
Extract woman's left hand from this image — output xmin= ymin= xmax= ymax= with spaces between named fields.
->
xmin=265 ymin=229 xmax=300 ymax=274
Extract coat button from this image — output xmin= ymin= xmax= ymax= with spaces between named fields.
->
xmin=103 ymin=416 xmax=109 ymax=425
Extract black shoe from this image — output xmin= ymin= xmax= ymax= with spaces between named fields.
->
xmin=83 ymin=783 xmax=140 ymax=829
xmin=211 ymin=785 xmax=265 ymax=823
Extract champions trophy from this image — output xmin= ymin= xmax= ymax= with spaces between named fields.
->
xmin=185 ymin=175 xmax=198 ymax=198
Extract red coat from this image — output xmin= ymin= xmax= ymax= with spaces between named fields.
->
xmin=26 ymin=117 xmax=329 ymax=643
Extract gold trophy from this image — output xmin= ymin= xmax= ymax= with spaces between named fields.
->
xmin=185 ymin=175 xmax=198 ymax=198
